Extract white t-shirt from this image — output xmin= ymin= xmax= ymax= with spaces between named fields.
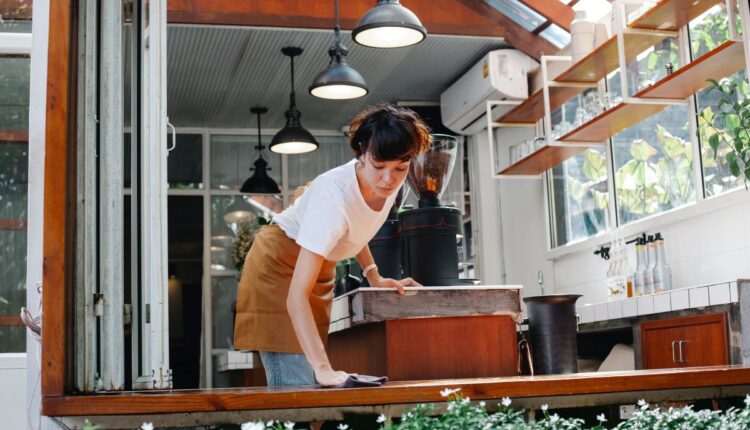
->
xmin=273 ymin=159 xmax=397 ymax=261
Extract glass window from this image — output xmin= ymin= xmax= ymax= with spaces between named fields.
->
xmin=210 ymin=134 xmax=282 ymax=192
xmin=550 ymin=148 xmax=610 ymax=247
xmin=484 ymin=0 xmax=546 ymax=31
xmin=125 ymin=133 xmax=203 ymax=189
xmin=691 ymin=5 xmax=747 ymax=197
xmin=286 ymin=136 xmax=352 ymax=189
xmin=0 ymin=55 xmax=29 ymax=352
xmin=540 ymin=24 xmax=571 ymax=49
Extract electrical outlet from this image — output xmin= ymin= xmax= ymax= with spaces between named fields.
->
xmin=620 ymin=404 xmax=636 ymax=419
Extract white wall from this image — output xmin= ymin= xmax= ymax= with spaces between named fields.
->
xmin=0 ymin=354 xmax=28 ymax=429
xmin=554 ymin=197 xmax=750 ymax=305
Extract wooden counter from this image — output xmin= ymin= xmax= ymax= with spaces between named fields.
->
xmin=327 ymin=286 xmax=523 ymax=381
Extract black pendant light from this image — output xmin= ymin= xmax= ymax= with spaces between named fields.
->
xmin=309 ymin=0 xmax=369 ymax=100
xmin=240 ymin=107 xmax=282 ymax=194
xmin=353 ymin=0 xmax=427 ymax=49
xmin=270 ymin=47 xmax=319 ymax=154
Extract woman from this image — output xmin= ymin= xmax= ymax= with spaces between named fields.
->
xmin=234 ymin=104 xmax=431 ymax=387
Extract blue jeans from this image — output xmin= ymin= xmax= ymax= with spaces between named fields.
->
xmin=259 ymin=351 xmax=316 ymax=387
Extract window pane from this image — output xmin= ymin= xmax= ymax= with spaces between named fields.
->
xmin=611 ymin=105 xmax=696 ymax=224
xmin=211 ymin=134 xmax=282 ymax=192
xmin=484 ymin=0 xmax=546 ymax=31
xmin=688 ymin=4 xmax=741 ymax=59
xmin=0 ymin=55 xmax=29 ymax=353
xmin=550 ymin=148 xmax=610 ymax=247
xmin=540 ymin=24 xmax=571 ymax=49
xmin=212 ymin=277 xmax=237 ymax=350
xmin=697 ymin=70 xmax=748 ymax=197
xmin=286 ymin=136 xmax=352 ymax=189
xmin=167 ymin=134 xmax=203 ymax=189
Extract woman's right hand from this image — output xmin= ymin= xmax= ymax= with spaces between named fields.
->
xmin=314 ymin=367 xmax=349 ymax=387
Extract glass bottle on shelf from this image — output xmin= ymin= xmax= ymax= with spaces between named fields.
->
xmin=633 ymin=235 xmax=648 ymax=296
xmin=643 ymin=235 xmax=656 ymax=295
xmin=652 ymin=233 xmax=672 ymax=293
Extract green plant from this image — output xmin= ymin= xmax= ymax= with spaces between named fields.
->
xmin=232 ymin=222 xmax=258 ymax=273
xmin=700 ymin=78 xmax=750 ymax=188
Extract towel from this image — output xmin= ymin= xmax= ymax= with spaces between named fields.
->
xmin=330 ymin=374 xmax=388 ymax=388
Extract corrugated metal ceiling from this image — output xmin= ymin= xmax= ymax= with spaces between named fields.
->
xmin=158 ymin=25 xmax=508 ymax=131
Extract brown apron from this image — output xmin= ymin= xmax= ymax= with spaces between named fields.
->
xmin=234 ymin=224 xmax=337 ymax=353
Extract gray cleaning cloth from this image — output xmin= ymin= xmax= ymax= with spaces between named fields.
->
xmin=331 ymin=374 xmax=388 ymax=388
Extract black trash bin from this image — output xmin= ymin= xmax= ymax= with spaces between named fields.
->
xmin=523 ymin=294 xmax=581 ymax=375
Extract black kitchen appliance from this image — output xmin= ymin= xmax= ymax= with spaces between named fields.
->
xmin=367 ymin=187 xmax=405 ymax=281
xmin=398 ymin=134 xmax=461 ymax=286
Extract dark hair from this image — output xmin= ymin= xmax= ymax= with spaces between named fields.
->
xmin=348 ymin=104 xmax=432 ymax=161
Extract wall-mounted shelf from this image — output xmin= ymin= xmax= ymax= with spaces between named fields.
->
xmin=558 ymin=102 xmax=671 ymax=143
xmin=636 ymin=40 xmax=745 ymax=99
xmin=0 ymin=218 xmax=26 ymax=230
xmin=629 ymin=0 xmax=722 ymax=31
xmin=556 ymin=32 xmax=670 ymax=84
xmin=496 ymin=85 xmax=593 ymax=125
xmin=498 ymin=143 xmax=599 ymax=176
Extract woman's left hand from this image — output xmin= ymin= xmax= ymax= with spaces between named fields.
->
xmin=369 ymin=275 xmax=422 ymax=295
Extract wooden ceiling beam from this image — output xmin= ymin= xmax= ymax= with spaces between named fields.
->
xmin=457 ymin=0 xmax=558 ymax=61
xmin=0 ymin=0 xmax=33 ymax=20
xmin=518 ymin=0 xmax=574 ymax=31
xmin=167 ymin=0 xmax=506 ymax=39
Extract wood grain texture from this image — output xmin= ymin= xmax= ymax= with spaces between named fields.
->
xmin=642 ymin=313 xmax=728 ymax=370
xmin=0 ymin=130 xmax=29 ymax=143
xmin=629 ymin=0 xmax=720 ymax=31
xmin=0 ymin=218 xmax=27 ymax=230
xmin=498 ymin=144 xmax=594 ymax=176
xmin=329 ymin=322 xmax=388 ymax=377
xmin=42 ymin=365 xmax=750 ymax=416
xmin=558 ymin=102 xmax=670 ymax=143
xmin=518 ymin=0 xmax=574 ymax=31
xmin=348 ymin=287 xmax=523 ymax=326
xmin=556 ymin=33 xmax=668 ymax=83
xmin=636 ymin=41 xmax=745 ymax=100
xmin=167 ymin=0 xmax=505 ymax=38
xmin=42 ymin=0 xmax=75 ymax=397
xmin=0 ymin=315 xmax=24 ymax=326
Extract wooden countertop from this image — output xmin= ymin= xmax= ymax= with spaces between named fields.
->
xmin=329 ymin=285 xmax=524 ymax=333
xmin=44 ymin=365 xmax=750 ymax=418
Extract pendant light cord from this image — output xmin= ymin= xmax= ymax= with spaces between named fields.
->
xmin=333 ymin=0 xmax=346 ymax=60
xmin=289 ymin=54 xmax=296 ymax=108
xmin=256 ymin=110 xmax=264 ymax=161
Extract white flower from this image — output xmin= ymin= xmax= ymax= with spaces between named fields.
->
xmin=140 ymin=423 xmax=154 ymax=430
xmin=241 ymin=422 xmax=265 ymax=430
xmin=376 ymin=414 xmax=387 ymax=423
xmin=337 ymin=424 xmax=348 ymax=430
xmin=501 ymin=397 xmax=512 ymax=407
xmin=462 ymin=397 xmax=471 ymax=404
xmin=284 ymin=421 xmax=295 ymax=429
xmin=267 ymin=421 xmax=275 ymax=427
xmin=541 ymin=404 xmax=548 ymax=412
xmin=447 ymin=403 xmax=456 ymax=411
xmin=745 ymin=395 xmax=750 ymax=407
xmin=637 ymin=399 xmax=647 ymax=407
xmin=550 ymin=414 xmax=559 ymax=423
xmin=596 ymin=413 xmax=607 ymax=422
xmin=440 ymin=387 xmax=461 ymax=397
xmin=479 ymin=401 xmax=486 ymax=408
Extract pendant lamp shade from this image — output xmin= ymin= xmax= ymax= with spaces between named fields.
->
xmin=310 ymin=0 xmax=369 ymax=100
xmin=271 ymin=47 xmax=319 ymax=154
xmin=353 ymin=0 xmax=427 ymax=48
xmin=223 ymin=197 xmax=258 ymax=225
xmin=241 ymin=107 xmax=282 ymax=194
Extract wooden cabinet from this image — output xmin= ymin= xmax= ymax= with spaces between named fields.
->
xmin=641 ymin=313 xmax=728 ymax=369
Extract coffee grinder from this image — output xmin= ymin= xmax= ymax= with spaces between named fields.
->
xmin=398 ymin=134 xmax=462 ymax=286
xmin=367 ymin=187 xmax=405 ymax=281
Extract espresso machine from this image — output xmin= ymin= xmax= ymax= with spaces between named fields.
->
xmin=399 ymin=134 xmax=462 ymax=286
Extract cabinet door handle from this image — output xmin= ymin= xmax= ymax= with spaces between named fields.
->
xmin=678 ymin=340 xmax=687 ymax=363
xmin=671 ymin=340 xmax=677 ymax=363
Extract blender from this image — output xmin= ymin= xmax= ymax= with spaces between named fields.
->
xmin=399 ymin=134 xmax=461 ymax=286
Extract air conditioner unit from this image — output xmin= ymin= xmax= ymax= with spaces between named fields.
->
xmin=440 ymin=49 xmax=536 ymax=136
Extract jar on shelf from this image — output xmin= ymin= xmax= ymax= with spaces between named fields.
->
xmin=571 ymin=10 xmax=595 ymax=63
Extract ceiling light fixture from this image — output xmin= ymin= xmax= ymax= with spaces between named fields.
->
xmin=309 ymin=0 xmax=369 ymax=100
xmin=240 ymin=107 xmax=282 ymax=194
xmin=270 ymin=47 xmax=319 ymax=154
xmin=353 ymin=0 xmax=427 ymax=49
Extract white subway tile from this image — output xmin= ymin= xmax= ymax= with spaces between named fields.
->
xmin=689 ymin=286 xmax=710 ymax=308
xmin=730 ymin=281 xmax=739 ymax=303
xmin=637 ymin=296 xmax=654 ymax=316
xmin=579 ymin=305 xmax=595 ymax=323
xmin=607 ymin=301 xmax=623 ymax=319
xmin=653 ymin=292 xmax=671 ymax=313
xmin=709 ymin=283 xmax=731 ymax=305
xmin=670 ymin=289 xmax=690 ymax=310
xmin=594 ymin=303 xmax=608 ymax=321
xmin=622 ymin=298 xmax=638 ymax=317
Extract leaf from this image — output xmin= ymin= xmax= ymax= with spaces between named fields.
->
xmin=708 ymin=133 xmax=720 ymax=155
xmin=727 ymin=151 xmax=740 ymax=177
xmin=630 ymin=139 xmax=657 ymax=162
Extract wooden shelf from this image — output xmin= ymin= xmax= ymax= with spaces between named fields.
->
xmin=0 ymin=218 xmax=26 ymax=230
xmin=556 ymin=33 xmax=668 ymax=84
xmin=497 ymin=85 xmax=593 ymax=125
xmin=498 ymin=143 xmax=597 ymax=176
xmin=558 ymin=102 xmax=671 ymax=143
xmin=629 ymin=0 xmax=721 ymax=31
xmin=636 ymin=40 xmax=745 ymax=99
